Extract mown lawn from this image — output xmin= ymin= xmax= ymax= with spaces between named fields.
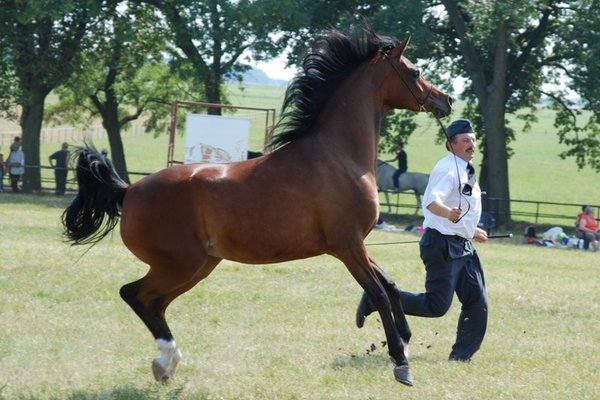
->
xmin=0 ymin=194 xmax=598 ymax=399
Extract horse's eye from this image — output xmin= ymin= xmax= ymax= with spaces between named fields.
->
xmin=413 ymin=70 xmax=421 ymax=79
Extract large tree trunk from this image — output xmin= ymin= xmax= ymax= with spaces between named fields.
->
xmin=443 ymin=1 xmax=513 ymax=226
xmin=480 ymin=108 xmax=511 ymax=225
xmin=480 ymin=23 xmax=511 ymax=225
xmin=103 ymin=115 xmax=130 ymax=184
xmin=20 ymin=96 xmax=46 ymax=193
xmin=205 ymin=75 xmax=222 ymax=116
xmin=94 ymin=67 xmax=131 ymax=183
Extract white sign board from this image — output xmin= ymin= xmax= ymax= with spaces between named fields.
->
xmin=184 ymin=114 xmax=250 ymax=164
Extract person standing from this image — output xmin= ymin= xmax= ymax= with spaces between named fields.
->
xmin=49 ymin=142 xmax=70 ymax=195
xmin=356 ymin=119 xmax=489 ymax=362
xmin=6 ymin=140 xmax=25 ymax=193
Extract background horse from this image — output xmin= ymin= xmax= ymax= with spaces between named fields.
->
xmin=63 ymin=27 xmax=451 ymax=386
xmin=377 ymin=159 xmax=429 ymax=214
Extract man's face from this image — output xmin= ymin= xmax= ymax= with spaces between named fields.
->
xmin=450 ymin=133 xmax=476 ymax=162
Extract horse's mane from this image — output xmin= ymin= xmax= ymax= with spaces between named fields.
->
xmin=267 ymin=27 xmax=398 ymax=150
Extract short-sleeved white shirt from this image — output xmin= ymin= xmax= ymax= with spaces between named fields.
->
xmin=422 ymin=153 xmax=482 ymax=239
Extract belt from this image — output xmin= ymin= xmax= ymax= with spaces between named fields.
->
xmin=426 ymin=228 xmax=468 ymax=242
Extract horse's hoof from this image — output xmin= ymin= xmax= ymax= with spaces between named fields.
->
xmin=152 ymin=359 xmax=173 ymax=383
xmin=152 ymin=339 xmax=182 ymax=383
xmin=393 ymin=364 xmax=414 ymax=386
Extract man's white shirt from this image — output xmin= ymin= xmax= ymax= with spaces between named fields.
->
xmin=422 ymin=153 xmax=482 ymax=239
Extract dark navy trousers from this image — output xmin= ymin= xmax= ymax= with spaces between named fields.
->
xmin=400 ymin=228 xmax=488 ymax=360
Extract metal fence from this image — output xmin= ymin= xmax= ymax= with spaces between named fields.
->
xmin=0 ymin=124 xmax=145 ymax=149
xmin=378 ymin=189 xmax=597 ymax=229
xmin=13 ymin=165 xmax=149 ymax=192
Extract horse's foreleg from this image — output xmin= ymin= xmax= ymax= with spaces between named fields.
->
xmin=337 ymin=247 xmax=413 ymax=386
xmin=414 ymin=191 xmax=421 ymax=215
xmin=384 ymin=191 xmax=392 ymax=213
xmin=120 ymin=255 xmax=221 ymax=382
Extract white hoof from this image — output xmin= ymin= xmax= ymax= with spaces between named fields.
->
xmin=152 ymin=339 xmax=182 ymax=382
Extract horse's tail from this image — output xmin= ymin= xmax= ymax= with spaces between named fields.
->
xmin=62 ymin=145 xmax=129 ymax=246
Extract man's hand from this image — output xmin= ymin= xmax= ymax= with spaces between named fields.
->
xmin=473 ymin=227 xmax=488 ymax=243
xmin=427 ymin=201 xmax=463 ymax=222
xmin=446 ymin=207 xmax=462 ymax=223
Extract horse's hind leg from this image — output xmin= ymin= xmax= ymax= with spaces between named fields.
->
xmin=120 ymin=255 xmax=221 ymax=382
xmin=370 ymin=260 xmax=412 ymax=347
xmin=384 ymin=190 xmax=392 ymax=213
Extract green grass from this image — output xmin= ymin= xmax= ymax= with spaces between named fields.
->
xmin=0 ymin=194 xmax=599 ymax=399
xmin=2 ymin=84 xmax=599 ymax=399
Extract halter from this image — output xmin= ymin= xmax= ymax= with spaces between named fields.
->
xmin=379 ymin=45 xmax=471 ymax=224
xmin=380 ymin=46 xmax=434 ymax=114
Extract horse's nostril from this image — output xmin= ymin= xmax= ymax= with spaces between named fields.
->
xmin=447 ymin=96 xmax=454 ymax=106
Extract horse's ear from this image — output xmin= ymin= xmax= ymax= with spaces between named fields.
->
xmin=397 ymin=35 xmax=412 ymax=57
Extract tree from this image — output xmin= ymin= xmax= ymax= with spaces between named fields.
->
xmin=550 ymin=0 xmax=600 ymax=171
xmin=140 ymin=0 xmax=376 ymax=115
xmin=139 ymin=0 xmax=287 ymax=115
xmin=0 ymin=0 xmax=102 ymax=192
xmin=46 ymin=1 xmax=191 ymax=182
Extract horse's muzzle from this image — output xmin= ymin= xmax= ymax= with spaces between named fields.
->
xmin=432 ymin=95 xmax=453 ymax=118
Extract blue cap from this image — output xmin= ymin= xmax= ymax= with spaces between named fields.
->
xmin=446 ymin=119 xmax=474 ymax=139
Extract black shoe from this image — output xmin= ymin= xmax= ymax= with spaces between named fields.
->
xmin=355 ymin=292 xmax=376 ymax=328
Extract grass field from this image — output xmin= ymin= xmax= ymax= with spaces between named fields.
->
xmin=0 ymin=194 xmax=598 ymax=399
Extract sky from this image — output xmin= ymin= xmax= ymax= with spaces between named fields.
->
xmin=254 ymin=56 xmax=576 ymax=101
xmin=255 ymin=54 xmax=296 ymax=81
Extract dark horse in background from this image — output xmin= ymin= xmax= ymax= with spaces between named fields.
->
xmin=63 ymin=27 xmax=452 ymax=385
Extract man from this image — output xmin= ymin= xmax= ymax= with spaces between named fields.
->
xmin=49 ymin=142 xmax=70 ymax=195
xmin=357 ymin=119 xmax=489 ymax=362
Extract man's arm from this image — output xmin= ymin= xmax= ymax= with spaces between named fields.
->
xmin=426 ymin=200 xmax=462 ymax=222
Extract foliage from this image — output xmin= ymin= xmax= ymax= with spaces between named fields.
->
xmin=45 ymin=2 xmax=171 ymax=125
xmin=548 ymin=0 xmax=600 ymax=170
xmin=0 ymin=62 xmax=17 ymax=120
xmin=379 ymin=111 xmax=418 ymax=154
xmin=43 ymin=1 xmax=199 ymax=178
xmin=139 ymin=0 xmax=289 ymax=111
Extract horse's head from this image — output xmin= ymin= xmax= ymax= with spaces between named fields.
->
xmin=378 ymin=37 xmax=452 ymax=118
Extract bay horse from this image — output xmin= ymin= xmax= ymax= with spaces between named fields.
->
xmin=63 ymin=27 xmax=452 ymax=386
xmin=376 ymin=159 xmax=429 ymax=214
